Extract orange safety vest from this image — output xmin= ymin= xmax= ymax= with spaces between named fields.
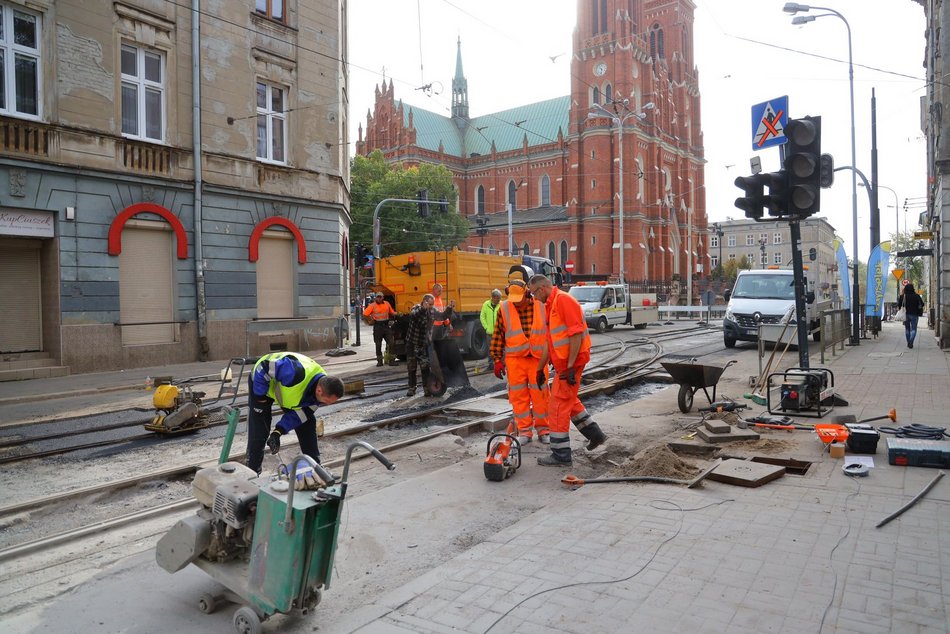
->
xmin=500 ymin=299 xmax=546 ymax=358
xmin=548 ymin=289 xmax=591 ymax=360
xmin=432 ymin=295 xmax=450 ymax=326
xmin=363 ymin=301 xmax=394 ymax=322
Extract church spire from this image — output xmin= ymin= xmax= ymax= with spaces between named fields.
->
xmin=452 ymin=37 xmax=469 ymax=120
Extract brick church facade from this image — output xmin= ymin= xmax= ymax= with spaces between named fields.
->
xmin=356 ymin=0 xmax=707 ymax=296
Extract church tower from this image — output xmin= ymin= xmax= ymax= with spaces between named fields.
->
xmin=452 ymin=37 xmax=469 ymax=122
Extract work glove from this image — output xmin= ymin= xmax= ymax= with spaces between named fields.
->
xmin=558 ymin=368 xmax=577 ymax=386
xmin=493 ymin=360 xmax=506 ymax=379
xmin=266 ymin=430 xmax=282 ymax=454
xmin=536 ymin=370 xmax=546 ymax=390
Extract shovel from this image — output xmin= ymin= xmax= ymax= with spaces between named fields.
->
xmin=562 ymin=459 xmax=722 ymax=489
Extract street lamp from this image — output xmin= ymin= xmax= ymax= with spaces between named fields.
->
xmin=784 ymin=2 xmax=860 ymax=344
xmin=710 ymin=222 xmax=724 ymax=276
xmin=587 ymin=99 xmax=655 ymax=285
xmin=758 ymin=235 xmax=768 ymax=269
xmin=860 ymin=181 xmax=902 ymax=288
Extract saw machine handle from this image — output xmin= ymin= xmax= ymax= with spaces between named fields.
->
xmin=341 ymin=440 xmax=396 ymax=484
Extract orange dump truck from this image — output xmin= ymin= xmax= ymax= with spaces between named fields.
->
xmin=371 ymin=249 xmax=560 ymax=359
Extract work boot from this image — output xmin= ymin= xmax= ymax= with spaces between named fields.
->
xmin=537 ymin=452 xmax=572 ymax=467
xmin=406 ymin=387 xmax=416 ymax=397
xmin=376 ymin=358 xmax=384 ymax=367
xmin=579 ymin=422 xmax=608 ymax=451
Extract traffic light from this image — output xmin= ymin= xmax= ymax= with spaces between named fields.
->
xmin=784 ymin=115 xmax=821 ymax=216
xmin=761 ymin=170 xmax=788 ymax=217
xmin=354 ymin=243 xmax=373 ymax=269
xmin=819 ymin=153 xmax=834 ymax=188
xmin=734 ymin=174 xmax=767 ymax=220
xmin=438 ymin=197 xmax=449 ymax=213
xmin=417 ymin=189 xmax=430 ymax=218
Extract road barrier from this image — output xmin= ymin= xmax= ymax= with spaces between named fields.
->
xmin=819 ymin=309 xmax=851 ymax=363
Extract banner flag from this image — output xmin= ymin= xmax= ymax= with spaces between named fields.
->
xmin=834 ymin=240 xmax=851 ymax=308
xmin=864 ymin=241 xmax=891 ymax=317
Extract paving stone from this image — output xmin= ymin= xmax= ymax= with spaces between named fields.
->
xmin=704 ymin=418 xmax=731 ymax=434
xmin=696 ymin=426 xmax=761 ymax=443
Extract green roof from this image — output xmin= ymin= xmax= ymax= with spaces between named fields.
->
xmin=404 ymin=96 xmax=569 ymax=158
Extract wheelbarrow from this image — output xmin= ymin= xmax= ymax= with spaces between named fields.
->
xmin=661 ymin=359 xmax=738 ymax=413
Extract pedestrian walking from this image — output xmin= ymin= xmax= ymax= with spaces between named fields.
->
xmin=245 ymin=352 xmax=345 ymax=474
xmin=897 ymin=282 xmax=925 ymax=349
xmin=479 ymin=289 xmax=502 ymax=373
xmin=363 ymin=292 xmax=397 ymax=366
xmin=405 ymin=294 xmax=454 ymax=396
xmin=490 ymin=278 xmax=550 ymax=445
xmin=528 ymin=274 xmax=607 ymax=466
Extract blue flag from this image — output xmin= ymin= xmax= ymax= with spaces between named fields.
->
xmin=834 ymin=240 xmax=850 ymax=308
xmin=864 ymin=241 xmax=891 ymax=318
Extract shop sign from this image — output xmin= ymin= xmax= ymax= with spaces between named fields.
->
xmin=0 ymin=208 xmax=54 ymax=238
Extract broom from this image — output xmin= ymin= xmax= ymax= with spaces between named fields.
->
xmin=744 ymin=305 xmax=795 ymax=406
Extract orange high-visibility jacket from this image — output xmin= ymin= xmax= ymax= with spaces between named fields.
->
xmin=548 ymin=290 xmax=591 ymax=361
xmin=363 ymin=301 xmax=395 ymax=322
xmin=499 ymin=299 xmax=546 ymax=358
xmin=432 ymin=295 xmax=450 ymax=326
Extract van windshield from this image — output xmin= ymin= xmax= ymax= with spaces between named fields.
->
xmin=569 ymin=287 xmax=605 ymax=302
xmin=732 ymin=274 xmax=794 ymax=300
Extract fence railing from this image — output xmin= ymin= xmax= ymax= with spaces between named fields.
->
xmin=657 ymin=305 xmax=727 ymax=321
xmin=819 ymin=309 xmax=851 ymax=363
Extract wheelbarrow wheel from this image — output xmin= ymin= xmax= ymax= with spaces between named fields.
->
xmin=197 ymin=592 xmax=217 ymax=614
xmin=677 ymin=384 xmax=694 ymax=413
xmin=233 ymin=606 xmax=262 ymax=634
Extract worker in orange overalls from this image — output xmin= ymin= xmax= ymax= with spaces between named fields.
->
xmin=363 ymin=292 xmax=397 ymax=366
xmin=490 ymin=273 xmax=549 ymax=445
xmin=431 ymin=283 xmax=452 ymax=340
xmin=529 ymin=274 xmax=607 ymax=466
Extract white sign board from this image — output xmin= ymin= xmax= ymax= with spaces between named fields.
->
xmin=0 ymin=209 xmax=54 ymax=238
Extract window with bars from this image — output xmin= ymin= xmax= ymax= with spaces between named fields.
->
xmin=121 ymin=44 xmax=164 ymax=141
xmin=256 ymin=81 xmax=287 ymax=163
xmin=0 ymin=4 xmax=41 ymax=118
xmin=254 ymin=0 xmax=285 ymax=22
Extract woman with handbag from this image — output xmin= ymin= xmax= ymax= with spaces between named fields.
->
xmin=897 ymin=283 xmax=925 ymax=349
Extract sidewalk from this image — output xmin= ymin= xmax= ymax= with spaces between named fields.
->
xmin=333 ymin=322 xmax=950 ymax=634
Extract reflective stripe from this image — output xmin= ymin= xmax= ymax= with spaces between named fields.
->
xmin=294 ymin=409 xmax=308 ymax=423
xmin=513 ymin=410 xmax=530 ymax=420
xmin=548 ymin=290 xmax=591 ymax=361
xmin=533 ymin=411 xmax=548 ymax=420
xmin=509 ymin=382 xmax=528 ymax=391
xmin=549 ymin=325 xmax=567 ymax=335
xmin=501 ymin=299 xmax=546 ymax=359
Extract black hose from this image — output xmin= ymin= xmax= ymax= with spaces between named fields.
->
xmin=878 ymin=424 xmax=949 ymax=440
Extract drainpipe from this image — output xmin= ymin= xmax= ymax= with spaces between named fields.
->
xmin=192 ymin=0 xmax=208 ymax=359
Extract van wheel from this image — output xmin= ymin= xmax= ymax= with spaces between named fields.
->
xmin=605 ymin=324 xmax=615 ymax=330
xmin=724 ymin=334 xmax=737 ymax=348
xmin=595 ymin=317 xmax=608 ymax=334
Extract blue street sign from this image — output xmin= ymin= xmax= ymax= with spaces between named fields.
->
xmin=751 ymin=96 xmax=789 ymax=151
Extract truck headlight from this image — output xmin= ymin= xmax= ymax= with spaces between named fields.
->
xmin=584 ymin=309 xmax=593 ymax=317
xmin=724 ymin=307 xmax=734 ymax=321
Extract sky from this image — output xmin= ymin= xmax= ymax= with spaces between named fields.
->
xmin=347 ymin=0 xmax=928 ymax=264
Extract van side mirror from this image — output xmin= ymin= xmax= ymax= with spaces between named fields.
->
xmin=806 ymin=291 xmax=815 ymax=304
xmin=723 ymin=289 xmax=731 ymax=302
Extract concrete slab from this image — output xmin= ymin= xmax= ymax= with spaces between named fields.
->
xmin=706 ymin=458 xmax=786 ymax=487
xmin=703 ymin=419 xmax=731 ymax=434
xmin=696 ymin=426 xmax=760 ymax=443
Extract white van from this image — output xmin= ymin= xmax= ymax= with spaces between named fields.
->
xmin=568 ymin=282 xmax=658 ymax=333
xmin=722 ymin=268 xmax=830 ymax=348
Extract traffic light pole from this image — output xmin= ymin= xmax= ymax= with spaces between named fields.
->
xmin=789 ymin=219 xmax=811 ymax=368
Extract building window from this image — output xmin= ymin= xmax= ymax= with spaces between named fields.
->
xmin=121 ymin=44 xmax=165 ymax=141
xmin=591 ymin=263 xmax=596 ymax=274
xmin=604 ymin=83 xmax=612 ymax=104
xmin=774 ymin=252 xmax=783 ymax=265
xmin=488 ymin=245 xmax=495 ymax=255
xmin=710 ymin=235 xmax=719 ymax=248
xmin=507 ymin=180 xmax=517 ymax=210
xmin=745 ymin=234 xmax=754 ymax=246
xmin=560 ymin=240 xmax=568 ymax=265
xmin=256 ymin=81 xmax=287 ymax=163
xmin=591 ymin=179 xmax=596 ymax=190
xmin=727 ymin=235 xmax=736 ymax=247
xmin=522 ymin=242 xmax=530 ymax=256
xmin=773 ymin=232 xmax=781 ymax=245
xmin=760 ymin=252 xmax=768 ymax=266
xmin=591 ymin=235 xmax=597 ymax=246
xmin=547 ymin=241 xmax=555 ymax=261
xmin=592 ymin=86 xmax=600 ymax=106
xmin=760 ymin=233 xmax=768 ymax=243
xmin=540 ymin=174 xmax=551 ymax=206
xmin=0 ymin=5 xmax=40 ymax=117
xmin=476 ymin=185 xmax=485 ymax=214
xmin=728 ymin=253 xmax=736 ymax=261
xmin=711 ymin=255 xmax=719 ymax=268
xmin=254 ymin=0 xmax=285 ymax=22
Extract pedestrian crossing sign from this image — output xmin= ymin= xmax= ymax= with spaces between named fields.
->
xmin=751 ymin=96 xmax=788 ymax=151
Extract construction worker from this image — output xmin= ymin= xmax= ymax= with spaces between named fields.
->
xmin=431 ymin=283 xmax=451 ymax=340
xmin=405 ymin=293 xmax=454 ymax=396
xmin=478 ymin=289 xmax=502 ymax=373
xmin=491 ymin=276 xmax=550 ymax=445
xmin=363 ymin=292 xmax=397 ymax=366
xmin=245 ymin=352 xmax=345 ymax=474
xmin=528 ymin=274 xmax=607 ymax=466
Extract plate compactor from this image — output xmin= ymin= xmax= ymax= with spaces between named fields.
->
xmin=156 ymin=440 xmax=395 ymax=634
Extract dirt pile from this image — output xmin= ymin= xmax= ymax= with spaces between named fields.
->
xmin=612 ymin=445 xmax=700 ymax=480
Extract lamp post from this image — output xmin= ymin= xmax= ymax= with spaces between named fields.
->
xmin=861 ymin=181 xmax=901 ymax=285
xmin=587 ymin=100 xmax=655 ymax=285
xmin=784 ymin=2 xmax=860 ymax=344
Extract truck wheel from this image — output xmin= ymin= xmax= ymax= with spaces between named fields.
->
xmin=724 ymin=334 xmax=737 ymax=348
xmin=595 ymin=317 xmax=608 ymax=334
xmin=465 ymin=323 xmax=490 ymax=360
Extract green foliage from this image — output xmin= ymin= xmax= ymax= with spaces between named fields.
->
xmin=721 ymin=255 xmax=751 ymax=280
xmin=350 ymin=151 xmax=469 ymax=258
xmin=887 ymin=230 xmax=925 ymax=288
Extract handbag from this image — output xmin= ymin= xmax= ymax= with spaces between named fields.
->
xmin=895 ymin=307 xmax=906 ymax=322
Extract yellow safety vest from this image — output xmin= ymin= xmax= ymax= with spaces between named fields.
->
xmin=254 ymin=352 xmax=325 ymax=409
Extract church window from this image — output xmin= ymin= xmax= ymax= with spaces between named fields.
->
xmin=522 ymin=242 xmax=530 ymax=256
xmin=592 ymin=86 xmax=600 ymax=106
xmin=507 ymin=180 xmax=517 ymax=210
xmin=650 ymin=24 xmax=665 ymax=59
xmin=604 ymin=83 xmax=612 ymax=104
xmin=540 ymin=174 xmax=550 ymax=206
xmin=476 ymin=185 xmax=485 ymax=214
xmin=591 ymin=235 xmax=597 ymax=246
xmin=591 ymin=0 xmax=608 ymax=36
xmin=547 ymin=241 xmax=556 ymax=261
xmin=560 ymin=241 xmax=568 ymax=265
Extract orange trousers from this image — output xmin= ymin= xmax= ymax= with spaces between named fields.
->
xmin=505 ymin=355 xmax=549 ymax=438
xmin=549 ymin=364 xmax=586 ymax=434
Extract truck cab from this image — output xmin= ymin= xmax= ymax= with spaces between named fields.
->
xmin=722 ymin=267 xmax=830 ymax=348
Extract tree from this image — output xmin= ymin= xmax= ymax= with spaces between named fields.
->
xmin=350 ymin=150 xmax=469 ymax=258
xmin=721 ymin=255 xmax=751 ymax=281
